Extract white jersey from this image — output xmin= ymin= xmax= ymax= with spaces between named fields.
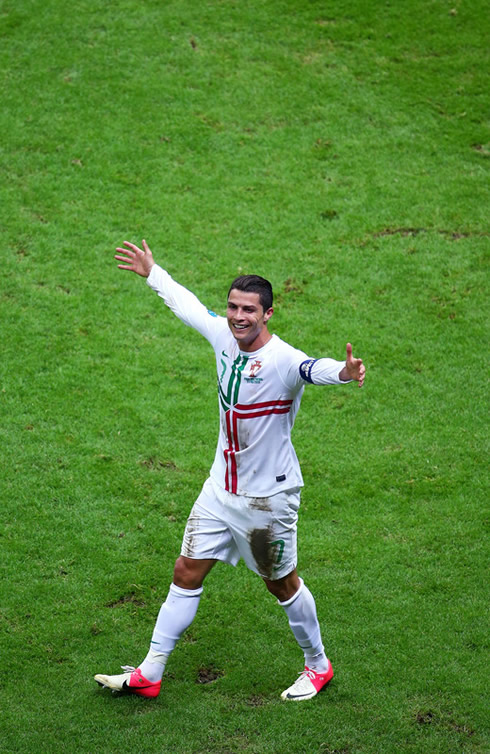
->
xmin=147 ymin=264 xmax=348 ymax=498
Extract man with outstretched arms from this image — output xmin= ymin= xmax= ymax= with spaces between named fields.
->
xmin=95 ymin=239 xmax=365 ymax=701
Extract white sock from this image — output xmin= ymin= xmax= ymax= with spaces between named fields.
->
xmin=279 ymin=578 xmax=329 ymax=673
xmin=305 ymin=651 xmax=330 ymax=673
xmin=139 ymin=583 xmax=203 ymax=682
xmin=139 ymin=647 xmax=169 ymax=682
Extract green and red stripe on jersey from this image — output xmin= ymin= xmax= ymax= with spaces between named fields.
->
xmin=223 ymin=399 xmax=293 ymax=494
xmin=219 ymin=353 xmax=248 ymax=412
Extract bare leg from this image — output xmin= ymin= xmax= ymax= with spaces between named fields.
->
xmin=173 ymin=555 xmax=217 ymax=589
xmin=263 ymin=567 xmax=300 ymax=602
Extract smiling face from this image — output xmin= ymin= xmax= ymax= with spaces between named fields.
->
xmin=226 ymin=289 xmax=273 ymax=352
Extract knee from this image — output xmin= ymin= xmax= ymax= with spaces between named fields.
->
xmin=264 ymin=570 xmax=301 ymax=602
xmin=173 ymin=556 xmax=208 ymax=590
xmin=173 ymin=557 xmax=199 ymax=589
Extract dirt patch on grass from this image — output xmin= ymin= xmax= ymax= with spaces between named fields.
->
xmin=196 ymin=666 xmax=224 ymax=684
xmin=374 ymin=227 xmax=425 ymax=237
xmin=471 ymin=143 xmax=489 ymax=156
xmin=140 ymin=457 xmax=178 ymax=471
xmin=246 ymin=694 xmax=267 ymax=707
xmin=372 ymin=227 xmax=489 ymax=240
xmin=415 ymin=710 xmax=436 ymax=725
xmin=104 ymin=592 xmax=146 ymax=608
xmin=414 ymin=710 xmax=475 ymax=738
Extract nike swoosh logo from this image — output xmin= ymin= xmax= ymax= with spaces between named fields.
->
xmin=222 ymin=350 xmax=229 ymax=358
xmin=121 ymin=679 xmax=154 ymax=691
xmin=286 ymin=692 xmax=313 ymax=699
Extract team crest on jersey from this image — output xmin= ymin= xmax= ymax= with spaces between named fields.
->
xmin=245 ymin=359 xmax=263 ymax=383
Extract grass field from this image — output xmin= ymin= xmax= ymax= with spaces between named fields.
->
xmin=1 ymin=0 xmax=489 ymax=752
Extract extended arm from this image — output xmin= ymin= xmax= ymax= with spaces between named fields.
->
xmin=114 ymin=239 xmax=226 ymax=346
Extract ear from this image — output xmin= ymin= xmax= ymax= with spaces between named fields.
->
xmin=263 ymin=307 xmax=274 ymax=323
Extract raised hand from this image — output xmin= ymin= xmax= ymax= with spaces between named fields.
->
xmin=114 ymin=239 xmax=155 ymax=278
xmin=344 ymin=342 xmax=365 ymax=387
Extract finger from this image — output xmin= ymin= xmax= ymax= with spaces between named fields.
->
xmin=142 ymin=239 xmax=149 ymax=252
xmin=114 ymin=253 xmax=133 ymax=262
xmin=358 ymin=365 xmax=366 ymax=387
xmin=115 ymin=247 xmax=135 ymax=258
xmin=346 ymin=342 xmax=353 ymax=360
xmin=117 ymin=264 xmax=134 ymax=270
xmin=123 ymin=241 xmax=142 ymax=254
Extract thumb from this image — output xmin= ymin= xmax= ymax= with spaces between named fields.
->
xmin=346 ymin=342 xmax=353 ymax=360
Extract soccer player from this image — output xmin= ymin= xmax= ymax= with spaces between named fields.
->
xmin=94 ymin=239 xmax=365 ymax=701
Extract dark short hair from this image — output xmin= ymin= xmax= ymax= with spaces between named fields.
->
xmin=228 ymin=275 xmax=273 ymax=311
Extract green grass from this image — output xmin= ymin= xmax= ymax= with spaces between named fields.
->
xmin=1 ymin=0 xmax=489 ymax=751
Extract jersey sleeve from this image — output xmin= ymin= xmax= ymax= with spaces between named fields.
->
xmin=279 ymin=343 xmax=350 ymax=390
xmin=298 ymin=357 xmax=351 ymax=385
xmin=146 ymin=264 xmax=226 ymax=346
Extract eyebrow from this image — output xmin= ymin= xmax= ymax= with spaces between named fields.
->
xmin=227 ymin=300 xmax=258 ymax=308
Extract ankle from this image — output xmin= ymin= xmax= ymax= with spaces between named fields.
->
xmin=139 ymin=648 xmax=169 ymax=682
xmin=305 ymin=652 xmax=329 ymax=673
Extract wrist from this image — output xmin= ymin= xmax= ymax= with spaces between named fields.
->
xmin=339 ymin=365 xmax=351 ymax=382
xmin=144 ymin=261 xmax=155 ymax=278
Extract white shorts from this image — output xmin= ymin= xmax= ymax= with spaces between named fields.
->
xmin=181 ymin=477 xmax=300 ymax=580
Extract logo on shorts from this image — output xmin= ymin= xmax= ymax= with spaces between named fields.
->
xmin=245 ymin=359 xmax=263 ymax=383
xmin=272 ymin=539 xmax=285 ymax=571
